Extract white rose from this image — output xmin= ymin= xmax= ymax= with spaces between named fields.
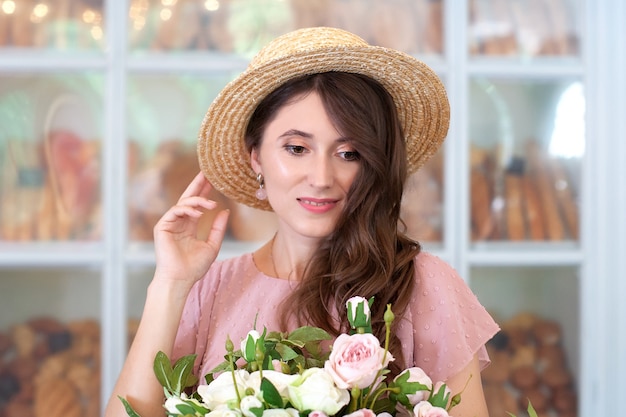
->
xmin=206 ymin=405 xmax=244 ymax=417
xmin=262 ymin=408 xmax=299 ymax=417
xmin=287 ymin=368 xmax=350 ymax=415
xmin=248 ymin=370 xmax=298 ymax=402
xmin=240 ymin=395 xmax=264 ymax=417
xmin=198 ymin=370 xmax=251 ymax=409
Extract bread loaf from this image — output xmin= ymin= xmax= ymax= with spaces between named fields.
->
xmin=33 ymin=378 xmax=82 ymax=417
xmin=549 ymin=158 xmax=579 ymax=240
xmin=522 ymin=175 xmax=545 ymax=240
xmin=470 ymin=168 xmax=494 ymax=241
xmin=526 ymin=141 xmax=565 ymax=240
xmin=485 ymin=314 xmax=577 ymax=417
xmin=505 ymin=172 xmax=526 ymax=240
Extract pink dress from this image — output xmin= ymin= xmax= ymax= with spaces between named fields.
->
xmin=173 ymin=251 xmax=500 ymax=383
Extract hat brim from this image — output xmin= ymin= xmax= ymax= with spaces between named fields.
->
xmin=198 ymin=45 xmax=449 ymax=211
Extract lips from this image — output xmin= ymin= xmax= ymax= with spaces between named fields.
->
xmin=297 ymin=197 xmax=339 ymax=213
xmin=299 ymin=199 xmax=333 ymax=206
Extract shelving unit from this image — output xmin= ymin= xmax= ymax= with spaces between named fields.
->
xmin=1 ymin=1 xmax=625 ymax=416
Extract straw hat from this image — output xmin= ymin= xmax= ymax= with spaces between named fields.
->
xmin=198 ymin=27 xmax=450 ymax=211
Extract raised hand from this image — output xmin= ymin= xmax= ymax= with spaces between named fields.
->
xmin=152 ymin=171 xmax=230 ymax=286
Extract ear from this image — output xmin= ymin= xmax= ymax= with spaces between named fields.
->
xmin=250 ymin=147 xmax=262 ymax=174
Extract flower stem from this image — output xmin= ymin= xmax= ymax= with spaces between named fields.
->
xmin=226 ymin=336 xmax=242 ymax=403
xmin=368 ymin=387 xmax=397 ymax=411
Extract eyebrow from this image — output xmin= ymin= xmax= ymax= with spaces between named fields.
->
xmin=278 ymin=129 xmax=351 ymax=144
xmin=278 ymin=129 xmax=313 ymax=139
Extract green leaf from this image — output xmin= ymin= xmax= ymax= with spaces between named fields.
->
xmin=244 ymin=335 xmax=257 ymax=362
xmin=265 ymin=331 xmax=285 ymax=341
xmin=391 ymin=371 xmax=430 ymax=397
xmin=304 ymin=357 xmax=325 ymax=369
xmin=118 ymin=396 xmax=142 ymax=417
xmin=274 ymin=343 xmax=299 ymax=361
xmin=208 ymin=360 xmax=232 ymax=375
xmin=250 ymin=406 xmax=265 ymax=417
xmin=288 ymin=327 xmax=332 ymax=344
xmin=175 ymin=403 xmax=198 ymax=415
xmin=428 ymin=383 xmax=451 ymax=409
xmin=260 ymin=377 xmax=284 ymax=408
xmin=171 ymin=354 xmax=198 ymax=394
xmin=153 ymin=351 xmax=174 ymax=392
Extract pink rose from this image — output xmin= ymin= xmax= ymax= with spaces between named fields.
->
xmin=324 ymin=333 xmax=393 ymax=389
xmin=413 ymin=401 xmax=450 ymax=417
xmin=343 ymin=409 xmax=376 ymax=417
xmin=308 ymin=412 xmax=328 ymax=417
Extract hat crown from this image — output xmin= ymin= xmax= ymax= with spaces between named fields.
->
xmin=250 ymin=27 xmax=369 ymax=69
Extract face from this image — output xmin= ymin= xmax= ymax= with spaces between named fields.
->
xmin=250 ymin=92 xmax=360 ymax=241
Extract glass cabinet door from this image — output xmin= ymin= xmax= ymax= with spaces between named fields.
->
xmin=0 ymin=1 xmax=107 ymax=414
xmin=0 ymin=267 xmax=102 ymax=417
xmin=465 ymin=2 xmax=583 ymax=417
xmin=0 ymin=73 xmax=104 ymax=242
xmin=469 ymin=78 xmax=583 ymax=244
xmin=472 ymin=266 xmax=579 ymax=417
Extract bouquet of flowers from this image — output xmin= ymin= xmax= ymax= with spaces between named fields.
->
xmin=120 ymin=297 xmax=463 ymax=417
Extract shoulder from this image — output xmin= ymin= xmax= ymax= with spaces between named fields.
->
xmin=193 ymin=252 xmax=257 ymax=294
xmin=211 ymin=253 xmax=257 ymax=276
xmin=412 ymin=251 xmax=466 ymax=287
xmin=409 ymin=251 xmax=490 ymax=321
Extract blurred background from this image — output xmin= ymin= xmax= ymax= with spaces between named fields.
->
xmin=0 ymin=1 xmax=624 ymax=416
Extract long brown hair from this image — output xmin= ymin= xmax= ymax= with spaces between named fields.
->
xmin=244 ymin=72 xmax=420 ymax=374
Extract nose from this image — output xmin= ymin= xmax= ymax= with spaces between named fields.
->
xmin=308 ymin=155 xmax=334 ymax=189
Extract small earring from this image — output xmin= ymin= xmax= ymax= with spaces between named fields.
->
xmin=255 ymin=173 xmax=267 ymax=200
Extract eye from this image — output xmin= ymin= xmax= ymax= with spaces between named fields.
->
xmin=339 ymin=151 xmax=360 ymax=161
xmin=285 ymin=145 xmax=307 ymax=155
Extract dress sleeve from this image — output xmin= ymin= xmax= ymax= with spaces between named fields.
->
xmin=172 ymin=261 xmax=223 ymax=375
xmin=398 ymin=252 xmax=500 ymax=382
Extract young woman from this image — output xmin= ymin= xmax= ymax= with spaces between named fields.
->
xmin=106 ymin=27 xmax=499 ymax=417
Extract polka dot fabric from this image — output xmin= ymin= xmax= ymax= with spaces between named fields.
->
xmin=172 ymin=252 xmax=499 ymax=383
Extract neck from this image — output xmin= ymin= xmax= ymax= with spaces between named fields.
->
xmin=268 ymin=233 xmax=318 ymax=280
xmin=270 ymin=234 xmax=290 ymax=280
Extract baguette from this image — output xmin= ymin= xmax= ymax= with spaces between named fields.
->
xmin=549 ymin=158 xmax=579 ymax=240
xmin=505 ymin=172 xmax=526 ymax=240
xmin=522 ymin=174 xmax=545 ymax=240
xmin=526 ymin=141 xmax=565 ymax=240
xmin=470 ymin=168 xmax=494 ymax=241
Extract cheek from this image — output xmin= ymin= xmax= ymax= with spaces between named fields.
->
xmin=340 ymin=167 xmax=360 ymax=191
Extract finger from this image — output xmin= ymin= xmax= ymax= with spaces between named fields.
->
xmin=206 ymin=209 xmax=230 ymax=248
xmin=179 ymin=171 xmax=212 ymax=201
xmin=158 ymin=204 xmax=205 ymax=224
xmin=177 ymin=196 xmax=219 ymax=212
